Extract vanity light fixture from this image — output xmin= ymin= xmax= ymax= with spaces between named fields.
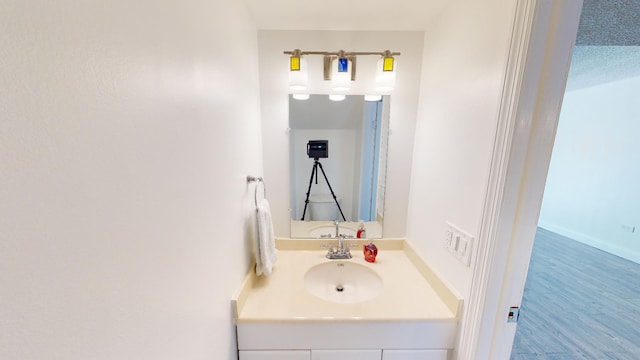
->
xmin=364 ymin=95 xmax=382 ymax=102
xmin=288 ymin=49 xmax=308 ymax=90
xmin=375 ymin=50 xmax=396 ymax=92
xmin=331 ymin=51 xmax=352 ymax=91
xmin=329 ymin=94 xmax=346 ymax=101
xmin=283 ymin=49 xmax=400 ymax=94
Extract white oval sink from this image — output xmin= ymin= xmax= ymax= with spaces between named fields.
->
xmin=308 ymin=226 xmax=356 ymax=238
xmin=304 ymin=262 xmax=383 ymax=303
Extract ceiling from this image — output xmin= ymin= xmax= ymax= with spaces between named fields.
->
xmin=244 ymin=0 xmax=450 ymax=31
xmin=567 ymin=46 xmax=640 ymax=91
xmin=575 ymin=0 xmax=640 ymax=46
xmin=245 ymin=0 xmax=640 ymax=91
xmin=567 ymin=0 xmax=640 ymax=91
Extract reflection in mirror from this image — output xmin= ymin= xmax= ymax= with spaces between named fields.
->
xmin=289 ymin=95 xmax=390 ymax=238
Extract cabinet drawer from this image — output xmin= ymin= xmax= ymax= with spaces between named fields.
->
xmin=383 ymin=349 xmax=447 ymax=360
xmin=311 ymin=349 xmax=382 ymax=360
xmin=239 ymin=350 xmax=311 ymax=360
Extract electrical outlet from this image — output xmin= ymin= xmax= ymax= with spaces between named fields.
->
xmin=445 ymin=222 xmax=475 ymax=266
xmin=621 ymin=224 xmax=636 ymax=233
xmin=445 ymin=229 xmax=454 ymax=248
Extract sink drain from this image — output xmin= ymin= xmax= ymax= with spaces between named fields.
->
xmin=336 ymin=285 xmax=344 ymax=292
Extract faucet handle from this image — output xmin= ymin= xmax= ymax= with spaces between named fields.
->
xmin=321 ymin=243 xmax=334 ymax=253
xmin=339 ymin=235 xmax=347 ymax=251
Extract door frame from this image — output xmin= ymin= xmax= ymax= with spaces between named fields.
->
xmin=456 ymin=0 xmax=584 ymax=359
xmin=359 ymin=100 xmax=382 ymax=221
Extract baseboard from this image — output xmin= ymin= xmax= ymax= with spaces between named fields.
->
xmin=538 ymin=221 xmax=640 ymax=264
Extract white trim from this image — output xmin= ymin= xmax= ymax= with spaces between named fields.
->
xmin=538 ymin=222 xmax=640 ymax=264
xmin=458 ymin=0 xmax=586 ymax=358
xmin=456 ymin=1 xmax=539 ymax=358
xmin=479 ymin=0 xmax=584 ymax=359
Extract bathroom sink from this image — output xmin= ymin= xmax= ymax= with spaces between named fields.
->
xmin=308 ymin=226 xmax=356 ymax=238
xmin=303 ymin=262 xmax=383 ymax=303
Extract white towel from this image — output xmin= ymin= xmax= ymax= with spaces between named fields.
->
xmin=255 ymin=198 xmax=277 ymax=276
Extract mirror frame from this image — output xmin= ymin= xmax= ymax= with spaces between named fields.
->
xmin=288 ymin=94 xmax=390 ymax=239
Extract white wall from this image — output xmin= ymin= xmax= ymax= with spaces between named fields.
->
xmin=539 ymin=75 xmax=640 ymax=263
xmin=0 ymin=1 xmax=261 ymax=359
xmin=407 ymin=0 xmax=516 ymax=305
xmin=258 ymin=30 xmax=424 ymax=237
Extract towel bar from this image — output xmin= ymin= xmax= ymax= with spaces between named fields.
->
xmin=247 ymin=175 xmax=266 ymax=208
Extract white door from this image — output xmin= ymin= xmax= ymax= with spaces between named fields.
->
xmin=311 ymin=349 xmax=381 ymax=360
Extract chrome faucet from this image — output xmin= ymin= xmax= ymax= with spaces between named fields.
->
xmin=323 ymin=219 xmax=353 ymax=259
xmin=325 ymin=234 xmax=352 ymax=259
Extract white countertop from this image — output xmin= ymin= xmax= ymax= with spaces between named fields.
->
xmin=233 ymin=239 xmax=461 ymax=323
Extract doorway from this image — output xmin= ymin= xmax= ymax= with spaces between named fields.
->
xmin=358 ymin=100 xmax=382 ymax=221
xmin=511 ymin=1 xmax=640 ymax=355
xmin=461 ymin=0 xmax=640 ymax=358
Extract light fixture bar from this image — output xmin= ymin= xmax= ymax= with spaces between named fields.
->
xmin=284 ymin=49 xmax=400 ymax=92
xmin=283 ymin=50 xmax=401 ymax=57
xmin=381 ymin=50 xmax=395 ymax=72
xmin=323 ymin=56 xmax=332 ymax=81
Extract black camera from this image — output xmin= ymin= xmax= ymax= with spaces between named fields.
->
xmin=307 ymin=140 xmax=328 ymax=159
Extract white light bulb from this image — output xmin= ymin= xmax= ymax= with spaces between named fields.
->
xmin=375 ymin=57 xmax=396 ymax=93
xmin=292 ymin=93 xmax=310 ymax=100
xmin=289 ymin=57 xmax=308 ymax=90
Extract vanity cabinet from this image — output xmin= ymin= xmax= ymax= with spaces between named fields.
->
xmin=233 ymin=246 xmax=461 ymax=360
xmin=312 ymin=349 xmax=381 ymax=360
xmin=239 ymin=350 xmax=310 ymax=360
xmin=239 ymin=349 xmax=446 ymax=360
xmin=382 ymin=349 xmax=447 ymax=360
xmin=239 ymin=349 xmax=447 ymax=360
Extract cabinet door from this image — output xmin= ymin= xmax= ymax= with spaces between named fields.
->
xmin=311 ymin=349 xmax=381 ymax=360
xmin=382 ymin=349 xmax=447 ymax=360
xmin=239 ymin=350 xmax=311 ymax=360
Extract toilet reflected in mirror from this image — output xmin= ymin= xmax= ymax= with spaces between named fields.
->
xmin=289 ymin=94 xmax=390 ymax=238
xmin=307 ymin=194 xmax=341 ymax=221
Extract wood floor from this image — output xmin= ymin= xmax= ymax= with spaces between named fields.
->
xmin=510 ymin=228 xmax=640 ymax=359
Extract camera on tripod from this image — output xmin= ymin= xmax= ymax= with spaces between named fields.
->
xmin=300 ymin=139 xmax=346 ymax=221
xmin=307 ymin=140 xmax=328 ymax=159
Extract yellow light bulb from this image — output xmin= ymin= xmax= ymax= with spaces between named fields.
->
xmin=383 ymin=57 xmax=394 ymax=72
xmin=290 ymin=56 xmax=301 ymax=71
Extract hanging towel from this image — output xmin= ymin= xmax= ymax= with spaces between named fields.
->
xmin=255 ymin=198 xmax=277 ymax=276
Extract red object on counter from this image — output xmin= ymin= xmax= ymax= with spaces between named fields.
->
xmin=357 ymin=222 xmax=366 ymax=238
xmin=363 ymin=242 xmax=378 ymax=263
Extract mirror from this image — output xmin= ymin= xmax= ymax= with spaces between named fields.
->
xmin=289 ymin=94 xmax=390 ymax=238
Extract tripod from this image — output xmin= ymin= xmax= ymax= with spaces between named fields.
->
xmin=300 ymin=158 xmax=346 ymax=221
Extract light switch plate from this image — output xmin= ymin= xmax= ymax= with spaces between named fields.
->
xmin=445 ymin=222 xmax=474 ymax=266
